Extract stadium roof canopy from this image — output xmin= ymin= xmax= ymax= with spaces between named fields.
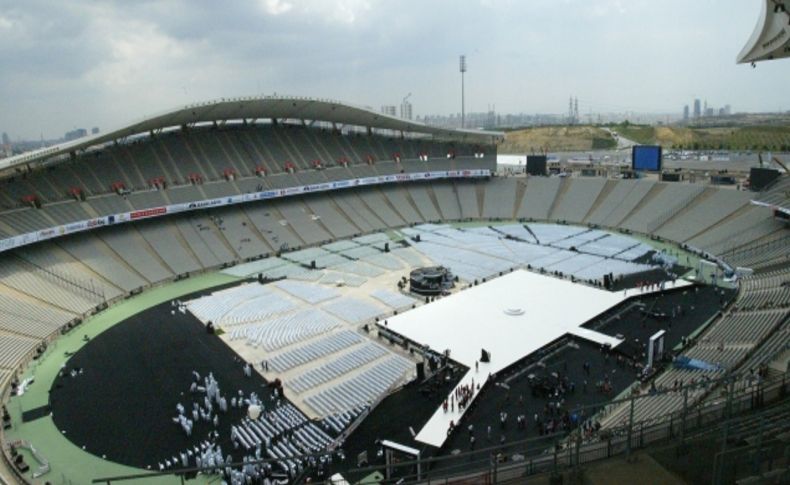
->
xmin=1 ymin=95 xmax=504 ymax=173
xmin=737 ymin=0 xmax=790 ymax=64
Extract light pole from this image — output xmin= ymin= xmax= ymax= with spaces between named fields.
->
xmin=459 ymin=55 xmax=467 ymax=129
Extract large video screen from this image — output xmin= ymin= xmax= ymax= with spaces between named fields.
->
xmin=749 ymin=167 xmax=780 ymax=191
xmin=526 ymin=155 xmax=547 ymax=176
xmin=632 ymin=145 xmax=662 ymax=171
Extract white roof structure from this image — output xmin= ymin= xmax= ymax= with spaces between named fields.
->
xmin=737 ymin=0 xmax=790 ymax=64
xmin=381 ymin=270 xmax=690 ymax=447
xmin=1 ymin=95 xmax=503 ymax=173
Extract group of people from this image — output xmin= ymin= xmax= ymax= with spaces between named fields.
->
xmin=443 ymin=342 xmax=634 ymax=451
xmin=634 ymin=280 xmax=670 ymax=294
xmin=442 ymin=379 xmax=479 ymax=414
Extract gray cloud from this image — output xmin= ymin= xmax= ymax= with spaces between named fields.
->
xmin=0 ymin=0 xmax=787 ymax=139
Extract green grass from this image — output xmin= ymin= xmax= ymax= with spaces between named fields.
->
xmin=5 ymin=272 xmax=240 ymax=485
xmin=612 ymin=124 xmax=656 ymax=145
xmin=592 ymin=136 xmax=617 ymax=149
xmin=610 ymin=123 xmax=790 ymax=151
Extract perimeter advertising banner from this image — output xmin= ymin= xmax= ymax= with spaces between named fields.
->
xmin=0 ymin=169 xmax=491 ymax=253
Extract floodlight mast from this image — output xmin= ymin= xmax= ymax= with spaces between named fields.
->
xmin=459 ymin=55 xmax=467 ymax=129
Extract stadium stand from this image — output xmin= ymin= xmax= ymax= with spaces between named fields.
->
xmin=620 ymin=183 xmax=705 ymax=233
xmin=686 ymin=204 xmax=780 ymax=255
xmin=1 ymin=98 xmax=788 ymax=485
xmin=600 ymin=179 xmax=657 ymax=227
xmin=98 ymin=226 xmax=174 ymax=283
xmin=654 ymin=188 xmax=751 ymax=242
xmin=549 ymin=177 xmax=606 ymax=223
xmin=481 ymin=177 xmax=517 ymax=220
xmin=516 ymin=177 xmax=562 ymax=220
xmin=406 ymin=185 xmax=442 ymax=222
xmin=601 ymin=268 xmax=789 ymax=430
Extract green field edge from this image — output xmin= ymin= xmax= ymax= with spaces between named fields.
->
xmin=5 ymin=272 xmax=241 ymax=485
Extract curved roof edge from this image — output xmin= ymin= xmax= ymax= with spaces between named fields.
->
xmin=737 ymin=0 xmax=790 ymax=64
xmin=1 ymin=95 xmax=504 ymax=172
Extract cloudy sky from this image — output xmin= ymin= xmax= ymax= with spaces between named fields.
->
xmin=0 ymin=0 xmax=788 ymax=140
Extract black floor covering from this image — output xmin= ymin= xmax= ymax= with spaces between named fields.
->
xmin=332 ymin=363 xmax=464 ymax=478
xmin=21 ymin=405 xmax=51 ymax=423
xmin=589 ymin=284 xmax=735 ymax=360
xmin=49 ymin=282 xmax=279 ymax=470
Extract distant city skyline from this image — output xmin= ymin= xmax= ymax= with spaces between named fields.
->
xmin=5 ymin=101 xmax=788 ymax=150
xmin=1 ymin=1 xmax=789 ymax=140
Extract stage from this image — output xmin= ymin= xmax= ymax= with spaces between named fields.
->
xmin=380 ymin=270 xmax=689 ymax=447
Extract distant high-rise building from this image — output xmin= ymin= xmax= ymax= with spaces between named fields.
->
xmin=380 ymin=105 xmax=397 ymax=117
xmin=486 ymin=105 xmax=497 ymax=127
xmin=64 ymin=128 xmax=88 ymax=141
xmin=400 ymin=100 xmax=413 ymax=120
xmin=693 ymin=99 xmax=701 ymax=118
xmin=567 ymin=95 xmax=580 ymax=124
xmin=1 ymin=132 xmax=9 ymax=145
xmin=723 ymin=104 xmax=732 ymax=116
xmin=91 ymin=127 xmax=100 ymax=135
xmin=683 ymin=105 xmax=689 ymax=121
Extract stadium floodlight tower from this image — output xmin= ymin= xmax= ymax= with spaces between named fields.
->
xmin=459 ymin=55 xmax=467 ymax=129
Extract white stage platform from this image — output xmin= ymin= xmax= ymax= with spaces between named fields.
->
xmin=380 ymin=270 xmax=689 ymax=447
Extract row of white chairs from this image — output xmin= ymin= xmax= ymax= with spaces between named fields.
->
xmin=322 ymin=297 xmax=387 ymax=324
xmin=305 ymin=356 xmax=412 ymax=416
xmin=269 ymin=330 xmax=364 ymax=373
xmin=274 ymin=280 xmax=340 ymax=304
xmin=370 ymin=289 xmax=418 ymax=310
xmin=229 ymin=308 xmax=340 ymax=351
xmin=288 ymin=343 xmax=388 ymax=393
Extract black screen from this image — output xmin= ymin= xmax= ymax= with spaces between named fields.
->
xmin=526 ymin=155 xmax=547 ymax=176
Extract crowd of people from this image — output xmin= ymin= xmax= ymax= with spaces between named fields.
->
xmin=442 ymin=379 xmax=479 ymax=414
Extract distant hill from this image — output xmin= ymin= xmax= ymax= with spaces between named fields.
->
xmin=612 ymin=124 xmax=790 ymax=151
xmin=500 ymin=126 xmax=616 ymax=153
xmin=500 ymin=123 xmax=790 ymax=153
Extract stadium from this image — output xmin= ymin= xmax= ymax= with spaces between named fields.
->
xmin=0 ymin=92 xmax=787 ymax=485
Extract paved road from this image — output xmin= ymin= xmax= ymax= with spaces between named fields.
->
xmin=601 ymin=127 xmax=638 ymax=151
